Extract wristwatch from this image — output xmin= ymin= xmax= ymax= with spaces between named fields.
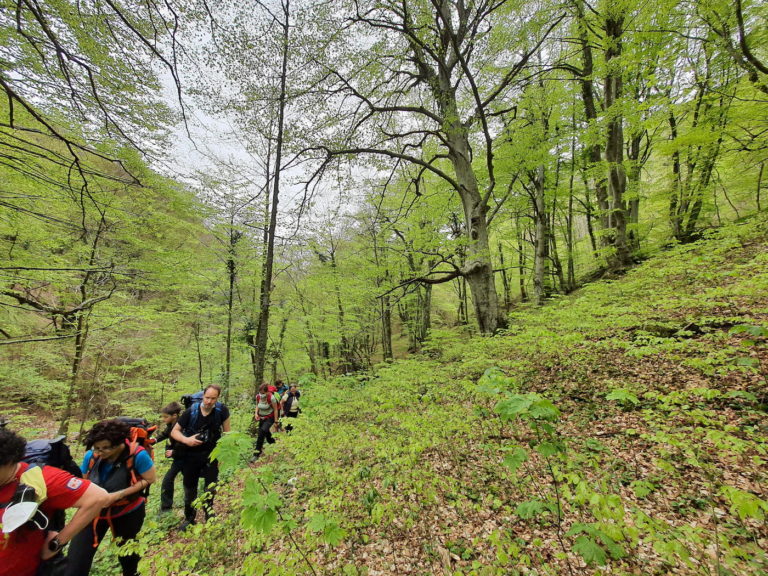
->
xmin=47 ymin=536 xmax=64 ymax=554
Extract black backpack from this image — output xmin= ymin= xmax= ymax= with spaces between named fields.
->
xmin=23 ymin=435 xmax=82 ymax=479
xmin=14 ymin=435 xmax=82 ymax=532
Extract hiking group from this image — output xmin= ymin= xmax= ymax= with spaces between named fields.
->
xmin=0 ymin=380 xmax=302 ymax=576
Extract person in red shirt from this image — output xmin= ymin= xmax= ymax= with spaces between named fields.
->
xmin=0 ymin=427 xmax=109 ymax=576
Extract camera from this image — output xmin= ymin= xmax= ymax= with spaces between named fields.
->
xmin=195 ymin=429 xmax=210 ymax=443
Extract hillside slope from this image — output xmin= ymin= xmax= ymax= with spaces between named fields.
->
xmin=143 ymin=214 xmax=767 ymax=576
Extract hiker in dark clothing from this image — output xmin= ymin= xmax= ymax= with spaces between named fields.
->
xmin=251 ymin=383 xmax=279 ymax=461
xmin=281 ymin=384 xmax=301 ymax=431
xmin=170 ymin=385 xmax=230 ymax=530
xmin=155 ymin=401 xmax=183 ymax=512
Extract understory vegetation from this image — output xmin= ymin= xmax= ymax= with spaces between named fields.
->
xmin=127 ymin=214 xmax=767 ymax=576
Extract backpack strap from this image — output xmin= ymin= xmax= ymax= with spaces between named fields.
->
xmin=188 ymin=402 xmax=224 ymax=432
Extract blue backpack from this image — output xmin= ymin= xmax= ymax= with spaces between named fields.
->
xmin=181 ymin=391 xmax=225 ymax=434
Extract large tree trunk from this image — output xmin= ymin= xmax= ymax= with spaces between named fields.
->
xmin=604 ymin=13 xmax=632 ymax=270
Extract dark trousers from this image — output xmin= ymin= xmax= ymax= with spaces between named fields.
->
xmin=160 ymin=458 xmax=184 ymax=510
xmin=181 ymin=452 xmax=219 ymax=523
xmin=254 ymin=417 xmax=275 ymax=455
xmin=284 ymin=410 xmax=298 ymax=432
xmin=65 ymin=504 xmax=146 ymax=576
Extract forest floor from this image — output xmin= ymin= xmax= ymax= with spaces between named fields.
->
xmin=129 ymin=214 xmax=768 ymax=575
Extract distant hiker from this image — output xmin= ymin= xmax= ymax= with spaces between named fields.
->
xmin=170 ymin=384 xmax=230 ymax=530
xmin=275 ymin=379 xmax=289 ymax=398
xmin=251 ymin=383 xmax=279 ymax=461
xmin=0 ymin=427 xmax=109 ymax=576
xmin=155 ymin=401 xmax=183 ymax=513
xmin=281 ymin=384 xmax=301 ymax=431
xmin=65 ymin=419 xmax=156 ymax=576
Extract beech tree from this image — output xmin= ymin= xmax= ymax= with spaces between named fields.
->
xmin=310 ymin=0 xmax=565 ymax=334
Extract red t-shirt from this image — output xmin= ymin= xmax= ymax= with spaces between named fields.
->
xmin=0 ymin=463 xmax=91 ymax=576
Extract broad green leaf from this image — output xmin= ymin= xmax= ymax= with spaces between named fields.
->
xmin=495 ymin=394 xmax=533 ymax=420
xmin=572 ymin=535 xmax=607 ymax=566
xmin=515 ymin=499 xmax=550 ymax=519
xmin=502 ymin=447 xmax=528 ymax=473
xmin=241 ymin=506 xmax=277 ymax=533
xmin=605 ymin=388 xmax=639 ymax=405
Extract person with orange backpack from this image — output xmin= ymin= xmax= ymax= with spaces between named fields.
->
xmin=64 ymin=419 xmax=156 ymax=576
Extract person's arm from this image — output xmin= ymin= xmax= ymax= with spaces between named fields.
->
xmin=222 ymin=417 xmax=231 ymax=433
xmin=154 ymin=425 xmax=170 ymax=444
xmin=41 ymin=483 xmax=110 ymax=560
xmin=107 ymin=466 xmax=157 ymax=506
xmin=171 ymin=421 xmax=202 ymax=447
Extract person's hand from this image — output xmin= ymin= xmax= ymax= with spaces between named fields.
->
xmin=165 ymin=449 xmax=173 ymax=458
xmin=109 ymin=490 xmax=127 ymax=505
xmin=40 ymin=531 xmax=61 ymax=560
xmin=186 ymin=435 xmax=203 ymax=447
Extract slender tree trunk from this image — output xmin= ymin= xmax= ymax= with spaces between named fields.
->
xmin=758 ymin=162 xmax=764 ymax=212
xmin=498 ymin=242 xmax=511 ymax=310
xmin=515 ymin=213 xmax=528 ymax=302
xmin=381 ymin=294 xmax=393 ymax=361
xmin=224 ymin=224 xmax=239 ymax=402
xmin=626 ymin=131 xmax=643 ymax=252
xmin=58 ymin=311 xmax=89 ymax=436
xmin=566 ymin=124 xmax=577 ymax=292
xmin=270 ymin=314 xmax=288 ymax=383
xmin=532 ymin=166 xmax=551 ymax=306
xmin=252 ymin=0 xmax=290 ymax=391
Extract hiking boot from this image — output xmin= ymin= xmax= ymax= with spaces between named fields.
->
xmin=178 ymin=520 xmax=195 ymax=532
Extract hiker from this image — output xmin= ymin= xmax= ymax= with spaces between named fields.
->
xmin=275 ymin=379 xmax=289 ymax=398
xmin=252 ymin=383 xmax=279 ymax=461
xmin=0 ymin=427 xmax=109 ymax=576
xmin=170 ymin=384 xmax=230 ymax=530
xmin=65 ymin=419 xmax=156 ymax=576
xmin=281 ymin=384 xmax=301 ymax=431
xmin=154 ymin=401 xmax=183 ymax=512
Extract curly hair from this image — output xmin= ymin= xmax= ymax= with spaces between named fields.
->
xmin=0 ymin=428 xmax=27 ymax=467
xmin=84 ymin=419 xmax=130 ymax=449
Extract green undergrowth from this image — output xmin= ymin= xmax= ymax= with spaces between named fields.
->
xmin=140 ymin=214 xmax=768 ymax=576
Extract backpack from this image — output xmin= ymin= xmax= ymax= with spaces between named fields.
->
xmin=181 ymin=390 xmax=224 ymax=411
xmin=256 ymin=393 xmax=276 ymax=418
xmin=115 ymin=417 xmax=157 ymax=462
xmin=19 ymin=436 xmax=82 ymax=534
xmin=185 ymin=402 xmax=225 ymax=437
xmin=23 ymin=435 xmax=82 ymax=479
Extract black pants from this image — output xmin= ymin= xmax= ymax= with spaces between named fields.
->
xmin=284 ymin=410 xmax=298 ymax=432
xmin=181 ymin=452 xmax=219 ymax=523
xmin=160 ymin=458 xmax=184 ymax=510
xmin=254 ymin=417 xmax=275 ymax=455
xmin=65 ymin=504 xmax=146 ymax=576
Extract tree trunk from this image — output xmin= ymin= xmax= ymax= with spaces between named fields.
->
xmin=604 ymin=12 xmax=632 ymax=270
xmin=58 ymin=311 xmax=89 ymax=436
xmin=515 ymin=213 xmax=528 ymax=302
xmin=498 ymin=242 xmax=511 ymax=311
xmin=252 ymin=0 xmax=290 ymax=391
xmin=381 ymin=294 xmax=393 ymax=361
xmin=532 ymin=166 xmax=551 ymax=306
xmin=223 ymin=224 xmax=239 ymax=402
